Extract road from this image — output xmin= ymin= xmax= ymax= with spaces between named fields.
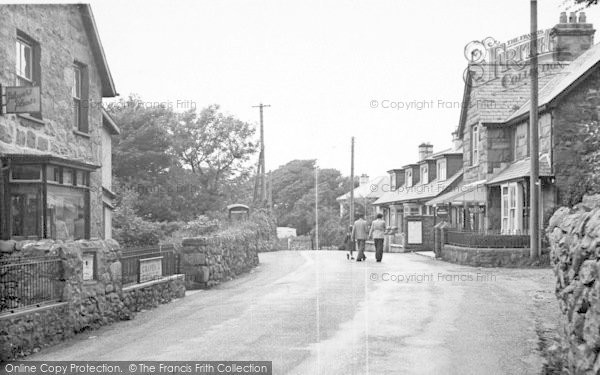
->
xmin=31 ymin=251 xmax=560 ymax=374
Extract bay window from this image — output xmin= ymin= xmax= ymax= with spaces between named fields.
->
xmin=2 ymin=158 xmax=93 ymax=240
xmin=501 ymin=182 xmax=523 ymax=234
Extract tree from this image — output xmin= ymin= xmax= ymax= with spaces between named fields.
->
xmin=108 ymin=97 xmax=258 ymax=221
xmin=270 ymin=160 xmax=353 ymax=235
xmin=576 ymin=0 xmax=599 ymax=6
xmin=170 ymin=105 xmax=257 ymax=197
xmin=107 ymin=95 xmax=176 ymax=180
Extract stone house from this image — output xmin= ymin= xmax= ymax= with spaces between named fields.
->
xmin=0 ymin=4 xmax=119 ymax=241
xmin=373 ymin=143 xmax=463 ymax=250
xmin=439 ymin=11 xmax=598 ymax=235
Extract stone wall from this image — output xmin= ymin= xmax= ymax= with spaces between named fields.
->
xmin=180 ymin=227 xmax=261 ymax=289
xmin=0 ymin=239 xmax=185 ymax=361
xmin=552 ymin=67 xmax=600 ymax=207
xmin=440 ymin=244 xmax=547 ymax=267
xmin=546 ymin=204 xmax=600 ymax=374
xmin=289 ymin=236 xmax=312 ymax=250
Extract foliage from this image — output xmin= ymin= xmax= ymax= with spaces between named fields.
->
xmin=112 ymin=181 xmax=163 ymax=247
xmin=270 ymin=160 xmax=353 ymax=235
xmin=170 ymin=105 xmax=258 ymax=196
xmin=576 ymin=0 xmax=599 ymax=6
xmin=107 ymin=96 xmax=258 ymax=223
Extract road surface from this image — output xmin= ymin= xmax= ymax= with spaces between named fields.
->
xmin=31 ymin=251 xmax=560 ymax=374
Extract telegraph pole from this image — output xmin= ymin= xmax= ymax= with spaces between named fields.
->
xmin=350 ymin=137 xmax=355 ymax=230
xmin=252 ymin=103 xmax=270 ymax=205
xmin=530 ymin=0 xmax=540 ymax=259
xmin=315 ymin=163 xmax=319 ymax=251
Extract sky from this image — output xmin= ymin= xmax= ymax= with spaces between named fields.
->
xmin=18 ymin=0 xmax=600 ymax=179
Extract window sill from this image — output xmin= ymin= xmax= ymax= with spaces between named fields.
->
xmin=73 ymin=129 xmax=91 ymax=139
xmin=17 ymin=114 xmax=45 ymax=126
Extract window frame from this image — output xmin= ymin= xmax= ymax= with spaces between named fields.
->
xmin=72 ymin=62 xmax=89 ymax=134
xmin=406 ymin=169 xmax=413 ymax=187
xmin=4 ymin=161 xmax=92 ymax=241
xmin=421 ymin=165 xmax=429 ymax=185
xmin=501 ymin=182 xmax=523 ymax=234
xmin=15 ymin=31 xmax=42 ymax=120
xmin=15 ymin=37 xmax=33 ymax=86
xmin=472 ymin=123 xmax=480 ymax=166
xmin=437 ymin=159 xmax=447 ymax=181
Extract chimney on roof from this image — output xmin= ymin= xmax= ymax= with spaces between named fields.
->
xmin=551 ymin=11 xmax=596 ymax=62
xmin=418 ymin=143 xmax=433 ymax=161
xmin=451 ymin=131 xmax=461 ymax=150
xmin=359 ymin=174 xmax=369 ymax=186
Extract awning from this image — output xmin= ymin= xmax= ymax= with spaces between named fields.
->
xmin=427 ymin=180 xmax=487 ymax=206
xmin=486 ymin=155 xmax=552 ymax=185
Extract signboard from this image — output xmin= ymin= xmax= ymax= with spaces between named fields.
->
xmin=139 ymin=256 xmax=163 ymax=283
xmin=82 ymin=253 xmax=95 ymax=281
xmin=3 ymin=86 xmax=41 ymax=114
xmin=407 ymin=221 xmax=423 ymax=245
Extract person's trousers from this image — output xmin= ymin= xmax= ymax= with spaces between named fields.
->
xmin=356 ymin=239 xmax=366 ymax=260
xmin=374 ymin=238 xmax=384 ymax=261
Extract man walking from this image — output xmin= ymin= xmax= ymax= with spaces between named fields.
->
xmin=369 ymin=213 xmax=386 ymax=262
xmin=352 ymin=214 xmax=368 ymax=262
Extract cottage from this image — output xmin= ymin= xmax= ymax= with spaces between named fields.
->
xmin=373 ymin=143 xmax=463 ymax=250
xmin=0 ymin=4 xmax=119 ymax=241
xmin=435 ymin=11 xmax=598 ymax=239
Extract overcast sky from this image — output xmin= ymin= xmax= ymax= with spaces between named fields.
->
xmin=34 ymin=0 xmax=600 ymax=178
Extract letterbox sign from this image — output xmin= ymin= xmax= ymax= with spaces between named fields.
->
xmin=138 ymin=256 xmax=163 ymax=283
xmin=82 ymin=252 xmax=96 ymax=281
xmin=2 ymin=86 xmax=42 ymax=114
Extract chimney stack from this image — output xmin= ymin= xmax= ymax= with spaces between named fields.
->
xmin=359 ymin=174 xmax=369 ymax=186
xmin=551 ymin=11 xmax=596 ymax=62
xmin=451 ymin=131 xmax=461 ymax=150
xmin=418 ymin=143 xmax=434 ymax=161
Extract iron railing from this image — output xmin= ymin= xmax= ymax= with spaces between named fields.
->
xmin=0 ymin=256 xmax=62 ymax=314
xmin=120 ymin=244 xmax=180 ymax=285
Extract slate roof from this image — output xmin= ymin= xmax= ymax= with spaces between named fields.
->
xmin=506 ymin=41 xmax=600 ymax=123
xmin=457 ymin=63 xmax=563 ymax=134
xmin=486 ymin=154 xmax=552 ymax=185
xmin=336 ymin=176 xmax=388 ymax=201
xmin=80 ymin=5 xmax=117 ymax=97
xmin=373 ymin=172 xmax=462 ymax=205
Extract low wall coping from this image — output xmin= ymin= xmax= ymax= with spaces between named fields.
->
xmin=0 ymin=301 xmax=69 ymax=320
xmin=444 ymin=244 xmax=530 ymax=253
xmin=122 ymin=274 xmax=186 ymax=292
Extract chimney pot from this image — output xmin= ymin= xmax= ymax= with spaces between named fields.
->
xmin=579 ymin=12 xmax=587 ymax=23
xmin=560 ymin=12 xmax=567 ymax=24
xmin=569 ymin=12 xmax=576 ymax=23
xmin=418 ymin=143 xmax=434 ymax=161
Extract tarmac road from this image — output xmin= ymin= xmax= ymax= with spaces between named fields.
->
xmin=30 ymin=250 xmax=560 ymax=375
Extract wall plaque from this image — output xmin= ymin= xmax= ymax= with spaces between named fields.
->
xmin=82 ymin=253 xmax=95 ymax=281
xmin=4 ymin=86 xmax=41 ymax=113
